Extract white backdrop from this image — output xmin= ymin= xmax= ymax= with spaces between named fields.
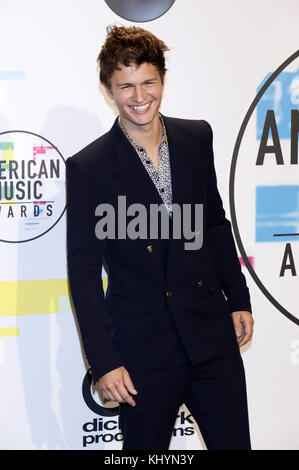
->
xmin=0 ymin=0 xmax=299 ymax=450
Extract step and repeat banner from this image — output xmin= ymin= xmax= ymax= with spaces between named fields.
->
xmin=0 ymin=0 xmax=298 ymax=450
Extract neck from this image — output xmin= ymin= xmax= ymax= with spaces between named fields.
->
xmin=119 ymin=113 xmax=163 ymax=150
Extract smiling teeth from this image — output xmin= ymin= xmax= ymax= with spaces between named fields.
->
xmin=131 ymin=103 xmax=150 ymax=111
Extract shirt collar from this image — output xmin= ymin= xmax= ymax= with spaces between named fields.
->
xmin=118 ymin=113 xmax=168 ymax=153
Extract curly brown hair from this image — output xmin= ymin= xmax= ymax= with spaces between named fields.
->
xmin=97 ymin=25 xmax=169 ymax=88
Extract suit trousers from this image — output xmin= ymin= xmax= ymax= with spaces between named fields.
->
xmin=118 ymin=336 xmax=251 ymax=450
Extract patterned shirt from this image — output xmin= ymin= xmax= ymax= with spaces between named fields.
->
xmin=118 ymin=114 xmax=173 ymax=217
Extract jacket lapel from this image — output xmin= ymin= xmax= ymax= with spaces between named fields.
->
xmin=162 ymin=115 xmax=198 ymax=207
xmin=162 ymin=116 xmax=200 ymax=283
xmin=109 ymin=117 xmax=163 ymax=208
xmin=109 ymin=114 xmax=198 ymax=209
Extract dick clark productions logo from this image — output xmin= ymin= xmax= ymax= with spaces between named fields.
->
xmin=81 ymin=370 xmax=195 ymax=448
xmin=0 ymin=130 xmax=66 ymax=243
xmin=231 ymin=50 xmax=299 ymax=326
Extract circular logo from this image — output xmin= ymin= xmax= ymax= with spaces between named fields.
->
xmin=230 ymin=50 xmax=299 ymax=325
xmin=82 ymin=370 xmax=119 ymax=417
xmin=105 ymin=0 xmax=176 ymax=22
xmin=0 ymin=130 xmax=66 ymax=243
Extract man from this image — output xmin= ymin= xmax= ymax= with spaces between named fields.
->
xmin=66 ymin=25 xmax=254 ymax=450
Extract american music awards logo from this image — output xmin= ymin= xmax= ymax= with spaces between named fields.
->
xmin=0 ymin=130 xmax=66 ymax=243
xmin=231 ymin=50 xmax=299 ymax=325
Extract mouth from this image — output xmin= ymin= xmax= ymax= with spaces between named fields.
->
xmin=128 ymin=102 xmax=152 ymax=115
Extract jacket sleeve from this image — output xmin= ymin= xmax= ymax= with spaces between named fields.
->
xmin=66 ymin=156 xmax=124 ymax=385
xmin=204 ymin=121 xmax=253 ymax=314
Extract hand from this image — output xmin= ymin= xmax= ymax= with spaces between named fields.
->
xmin=231 ymin=310 xmax=254 ymax=347
xmin=98 ymin=366 xmax=138 ymax=406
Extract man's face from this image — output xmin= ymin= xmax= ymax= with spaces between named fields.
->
xmin=103 ymin=62 xmax=165 ymax=129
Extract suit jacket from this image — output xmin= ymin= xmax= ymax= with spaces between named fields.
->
xmin=66 ymin=115 xmax=252 ymax=385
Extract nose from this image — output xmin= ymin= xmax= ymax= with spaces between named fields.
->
xmin=132 ymin=85 xmax=146 ymax=103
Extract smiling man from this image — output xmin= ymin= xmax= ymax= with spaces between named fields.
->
xmin=66 ymin=25 xmax=254 ymax=450
xmin=103 ymin=61 xmax=165 ymax=175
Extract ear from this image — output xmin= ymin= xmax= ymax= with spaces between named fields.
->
xmin=101 ymin=81 xmax=114 ymax=100
xmin=161 ymin=71 xmax=166 ymax=89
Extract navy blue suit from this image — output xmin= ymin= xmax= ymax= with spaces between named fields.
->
xmin=66 ymin=115 xmax=252 ymax=449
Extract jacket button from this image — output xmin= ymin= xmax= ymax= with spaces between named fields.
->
xmin=197 ymin=280 xmax=204 ymax=287
xmin=166 ymin=290 xmax=172 ymax=298
xmin=146 ymin=245 xmax=154 ymax=253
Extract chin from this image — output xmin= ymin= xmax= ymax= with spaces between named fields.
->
xmin=134 ymin=111 xmax=158 ymax=124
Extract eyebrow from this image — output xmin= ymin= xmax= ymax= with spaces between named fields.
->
xmin=116 ymin=78 xmax=158 ymax=88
